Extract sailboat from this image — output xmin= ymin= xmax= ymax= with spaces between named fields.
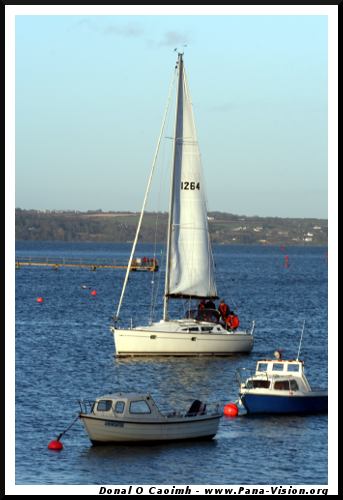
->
xmin=111 ymin=53 xmax=254 ymax=356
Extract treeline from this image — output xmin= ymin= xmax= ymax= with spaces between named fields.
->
xmin=15 ymin=209 xmax=166 ymax=243
xmin=15 ymin=209 xmax=328 ymax=245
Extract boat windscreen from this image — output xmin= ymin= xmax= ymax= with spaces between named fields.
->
xmin=246 ymin=380 xmax=270 ymax=389
xmin=274 ymin=380 xmax=291 ymax=390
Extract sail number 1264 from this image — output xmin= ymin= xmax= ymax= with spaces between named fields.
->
xmin=181 ymin=181 xmax=200 ymax=191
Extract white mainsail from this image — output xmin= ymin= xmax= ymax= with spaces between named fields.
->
xmin=167 ymin=56 xmax=217 ymax=299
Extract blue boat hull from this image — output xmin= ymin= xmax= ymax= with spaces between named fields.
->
xmin=240 ymin=393 xmax=328 ymax=415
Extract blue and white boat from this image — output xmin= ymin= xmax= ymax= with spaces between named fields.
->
xmin=237 ymin=351 xmax=328 ymax=415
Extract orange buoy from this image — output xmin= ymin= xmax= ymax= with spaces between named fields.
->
xmin=90 ymin=290 xmax=97 ymax=296
xmin=224 ymin=403 xmax=239 ymax=417
xmin=36 ymin=297 xmax=44 ymax=303
xmin=48 ymin=439 xmax=63 ymax=451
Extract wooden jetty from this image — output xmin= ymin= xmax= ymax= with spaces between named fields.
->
xmin=15 ymin=256 xmax=159 ymax=272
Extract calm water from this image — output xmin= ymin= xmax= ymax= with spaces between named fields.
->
xmin=15 ymin=242 xmax=328 ymax=485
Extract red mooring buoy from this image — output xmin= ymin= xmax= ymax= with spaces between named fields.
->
xmin=36 ymin=297 xmax=44 ymax=303
xmin=90 ymin=290 xmax=97 ymax=296
xmin=224 ymin=403 xmax=239 ymax=417
xmin=48 ymin=439 xmax=63 ymax=451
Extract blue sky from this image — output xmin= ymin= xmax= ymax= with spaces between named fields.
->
xmin=14 ymin=10 xmax=332 ymax=218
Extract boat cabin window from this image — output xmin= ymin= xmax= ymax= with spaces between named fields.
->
xmin=201 ymin=327 xmax=213 ymax=332
xmin=96 ymin=400 xmax=113 ymax=412
xmin=290 ymin=380 xmax=299 ymax=391
xmin=274 ymin=380 xmax=290 ymax=391
xmin=287 ymin=364 xmax=300 ymax=372
xmin=114 ymin=401 xmax=125 ymax=413
xmin=257 ymin=363 xmax=268 ymax=372
xmin=187 ymin=327 xmax=200 ymax=332
xmin=129 ymin=400 xmax=151 ymax=414
xmin=272 ymin=363 xmax=285 ymax=372
xmin=246 ymin=380 xmax=271 ymax=389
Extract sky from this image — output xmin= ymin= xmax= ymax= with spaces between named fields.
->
xmin=12 ymin=8 xmax=335 ymax=219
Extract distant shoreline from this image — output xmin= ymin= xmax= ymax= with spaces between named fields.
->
xmin=15 ymin=209 xmax=328 ymax=246
xmin=15 ymin=240 xmax=328 ymax=249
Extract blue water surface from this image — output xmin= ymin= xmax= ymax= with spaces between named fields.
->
xmin=14 ymin=242 xmax=329 ymax=485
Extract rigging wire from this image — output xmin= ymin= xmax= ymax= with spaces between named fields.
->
xmin=149 ymin=248 xmax=165 ymax=323
xmin=114 ymin=66 xmax=177 ymax=321
xmin=148 ymin=92 xmax=174 ymax=323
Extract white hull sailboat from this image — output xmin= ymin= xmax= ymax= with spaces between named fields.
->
xmin=114 ymin=320 xmax=254 ymax=357
xmin=111 ymin=53 xmax=254 ymax=356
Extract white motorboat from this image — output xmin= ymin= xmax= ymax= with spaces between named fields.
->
xmin=111 ymin=52 xmax=254 ymax=356
xmin=79 ymin=393 xmax=222 ymax=444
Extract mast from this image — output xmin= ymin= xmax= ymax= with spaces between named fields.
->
xmin=163 ymin=52 xmax=183 ymax=321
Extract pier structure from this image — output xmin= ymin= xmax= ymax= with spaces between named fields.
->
xmin=15 ymin=256 xmax=159 ymax=272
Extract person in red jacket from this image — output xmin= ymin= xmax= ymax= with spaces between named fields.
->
xmin=218 ymin=299 xmax=230 ymax=322
xmin=198 ymin=299 xmax=206 ymax=311
xmin=225 ymin=311 xmax=240 ymax=331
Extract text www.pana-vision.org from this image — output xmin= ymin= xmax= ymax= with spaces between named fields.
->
xmin=98 ymin=485 xmax=329 ymax=495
